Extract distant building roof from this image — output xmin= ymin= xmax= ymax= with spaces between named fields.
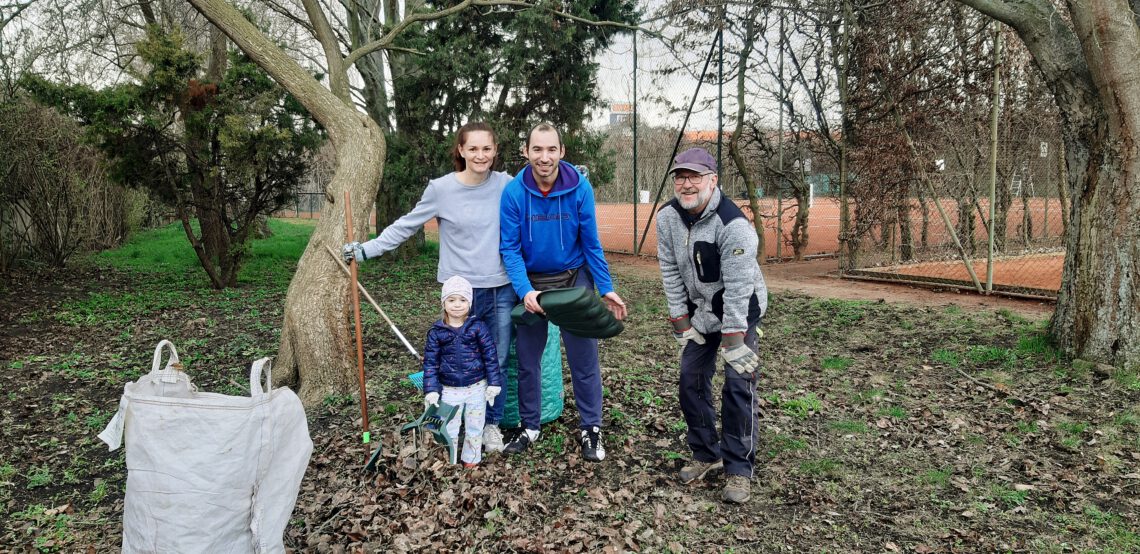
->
xmin=611 ymin=103 xmax=633 ymax=114
xmin=683 ymin=130 xmax=730 ymax=143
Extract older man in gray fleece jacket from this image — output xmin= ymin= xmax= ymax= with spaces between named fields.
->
xmin=656 ymin=147 xmax=768 ymax=504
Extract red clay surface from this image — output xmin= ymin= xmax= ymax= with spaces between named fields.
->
xmin=272 ymin=216 xmax=1055 ymax=317
xmin=606 ymin=253 xmax=1055 ymax=318
xmin=851 ymin=252 xmax=1064 ymax=295
xmin=278 ymin=195 xmax=1066 ymax=296
xmin=595 ymin=197 xmax=1064 ymax=259
xmin=280 ymin=196 xmax=1063 ymax=260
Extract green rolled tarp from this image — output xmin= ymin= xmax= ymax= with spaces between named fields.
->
xmin=499 ymin=321 xmax=563 ymax=428
xmin=510 ymin=287 xmax=624 ymax=339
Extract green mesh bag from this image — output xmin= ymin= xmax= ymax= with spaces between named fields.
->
xmin=500 ymin=322 xmax=563 ymax=428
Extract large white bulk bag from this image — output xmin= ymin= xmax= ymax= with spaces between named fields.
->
xmin=99 ymin=340 xmax=312 ymax=553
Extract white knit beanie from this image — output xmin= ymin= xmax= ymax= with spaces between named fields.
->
xmin=440 ymin=275 xmax=473 ymax=305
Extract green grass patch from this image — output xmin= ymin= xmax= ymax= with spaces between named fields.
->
xmin=821 ymin=356 xmax=854 ymax=371
xmin=1113 ymin=410 xmax=1140 ymax=428
xmin=828 ymin=419 xmax=869 ymax=434
xmin=779 ymin=393 xmax=822 ymax=419
xmin=1016 ymin=332 xmax=1059 ymax=361
xmin=92 ymin=219 xmax=315 ymax=287
xmin=990 ymin=485 xmax=1029 ymax=508
xmin=56 ymin=290 xmax=190 ymax=327
xmin=921 ymin=468 xmax=951 ymax=488
xmin=798 ymin=458 xmax=842 ymax=477
xmin=765 ymin=434 xmax=807 ymax=458
xmin=965 ymin=345 xmax=1016 ymax=367
xmin=811 ymin=298 xmax=868 ymax=326
xmin=1079 ymin=505 xmax=1140 ymax=551
xmin=1111 ymin=367 xmax=1140 ymax=391
xmin=1059 ymin=420 xmax=1089 ymax=449
xmin=853 ymin=388 xmax=886 ymax=404
xmin=995 ymin=308 xmax=1031 ymax=325
xmin=26 ymin=466 xmax=53 ymax=489
xmin=877 ymin=405 xmax=907 ymax=419
xmin=932 ymin=349 xmax=961 ymax=368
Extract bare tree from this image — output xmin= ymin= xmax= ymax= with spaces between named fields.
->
xmin=186 ymin=0 xmax=638 ymax=404
xmin=955 ymin=0 xmax=1140 ymax=367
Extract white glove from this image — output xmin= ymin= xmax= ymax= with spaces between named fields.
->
xmin=669 ymin=315 xmax=706 ymax=347
xmin=342 ymin=242 xmax=367 ymax=264
xmin=424 ymin=392 xmax=440 ymax=409
xmin=485 ymin=386 xmax=501 ymax=405
xmin=718 ymin=333 xmax=759 ymax=374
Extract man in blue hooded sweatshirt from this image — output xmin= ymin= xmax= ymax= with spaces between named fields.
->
xmin=499 ymin=123 xmax=627 ymax=462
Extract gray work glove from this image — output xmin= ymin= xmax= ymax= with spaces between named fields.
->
xmin=718 ymin=332 xmax=759 ymax=374
xmin=669 ymin=315 xmax=706 ymax=347
xmin=424 ymin=392 xmax=440 ymax=409
xmin=343 ymin=242 xmax=367 ymax=264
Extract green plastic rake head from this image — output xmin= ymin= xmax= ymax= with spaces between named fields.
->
xmin=400 ymin=401 xmax=461 ymax=465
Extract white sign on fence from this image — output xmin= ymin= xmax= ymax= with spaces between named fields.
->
xmin=1040 ymin=142 xmax=1048 ymax=158
xmin=639 ymin=190 xmax=650 ymax=204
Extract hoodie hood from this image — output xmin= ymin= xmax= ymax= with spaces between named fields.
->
xmin=520 ymin=160 xmax=581 ymax=198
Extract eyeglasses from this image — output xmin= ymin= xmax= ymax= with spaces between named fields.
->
xmin=672 ymin=174 xmax=708 ymax=185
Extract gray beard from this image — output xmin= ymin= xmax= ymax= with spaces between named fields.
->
xmin=677 ymin=187 xmax=713 ymax=211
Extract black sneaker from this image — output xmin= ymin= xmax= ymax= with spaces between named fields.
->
xmin=580 ymin=426 xmax=605 ymax=462
xmin=504 ymin=429 xmax=537 ymax=454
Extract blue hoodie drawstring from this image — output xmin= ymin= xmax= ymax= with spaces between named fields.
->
xmin=558 ymin=195 xmax=564 ymax=250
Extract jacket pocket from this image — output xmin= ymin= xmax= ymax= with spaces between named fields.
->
xmin=693 ymin=241 xmax=720 ymax=283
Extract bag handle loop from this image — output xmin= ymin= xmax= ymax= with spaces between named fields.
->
xmin=150 ymin=340 xmax=181 ymax=373
xmin=249 ymin=357 xmax=273 ymax=396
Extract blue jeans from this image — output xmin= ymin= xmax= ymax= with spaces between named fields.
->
xmin=472 ymin=284 xmax=517 ymax=425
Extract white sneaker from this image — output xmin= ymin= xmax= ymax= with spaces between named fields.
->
xmin=483 ymin=424 xmax=505 ymax=453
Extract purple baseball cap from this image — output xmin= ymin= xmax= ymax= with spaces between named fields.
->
xmin=670 ymin=148 xmax=718 ymax=175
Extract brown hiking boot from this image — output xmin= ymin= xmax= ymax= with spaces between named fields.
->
xmin=722 ymin=474 xmax=750 ymax=504
xmin=679 ymin=459 xmax=723 ymax=484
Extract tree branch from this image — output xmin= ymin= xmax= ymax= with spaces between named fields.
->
xmin=0 ymin=0 xmax=36 ymax=31
xmin=301 ymin=0 xmax=350 ymax=102
xmin=343 ymin=0 xmax=648 ymax=68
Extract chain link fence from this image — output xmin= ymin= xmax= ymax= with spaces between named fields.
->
xmin=843 ymin=129 xmax=1066 ymax=299
xmin=590 ymin=19 xmax=845 ymax=262
xmin=275 ymin=14 xmax=1063 ymax=301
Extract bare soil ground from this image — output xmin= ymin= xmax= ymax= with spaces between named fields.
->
xmin=1 ymin=237 xmax=1136 ymax=553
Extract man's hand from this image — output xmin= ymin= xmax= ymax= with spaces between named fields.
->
xmin=669 ymin=315 xmax=705 ymax=347
xmin=424 ymin=392 xmax=440 ymax=409
xmin=485 ymin=386 xmax=501 ymax=405
xmin=523 ymin=290 xmax=544 ymax=314
xmin=343 ymin=242 xmax=367 ymax=264
xmin=602 ymin=292 xmax=627 ymax=320
xmin=717 ymin=333 xmax=759 ymax=374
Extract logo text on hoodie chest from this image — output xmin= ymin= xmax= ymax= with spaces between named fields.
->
xmin=530 ymin=213 xmax=572 ymax=222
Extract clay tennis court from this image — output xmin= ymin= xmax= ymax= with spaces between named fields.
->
xmin=594 ymin=197 xmax=1064 ymax=296
xmin=595 ymin=197 xmax=1062 ymax=254
xmin=281 ymin=195 xmax=1065 ymax=296
xmin=846 ymin=253 xmax=1064 ymax=297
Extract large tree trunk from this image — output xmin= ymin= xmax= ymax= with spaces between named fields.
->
xmin=188 ymin=0 xmax=387 ymax=405
xmin=276 ymin=145 xmax=383 ymax=404
xmin=957 ymin=0 xmax=1140 ymax=367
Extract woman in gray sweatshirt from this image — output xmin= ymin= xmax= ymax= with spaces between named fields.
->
xmin=343 ymin=121 xmax=515 ymax=453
